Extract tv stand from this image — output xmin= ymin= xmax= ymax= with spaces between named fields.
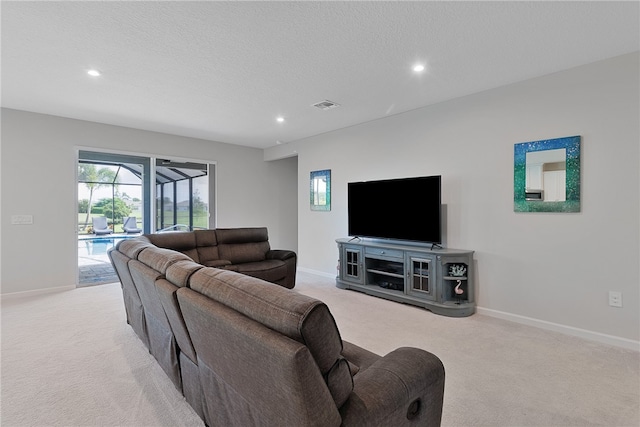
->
xmin=336 ymin=238 xmax=475 ymax=317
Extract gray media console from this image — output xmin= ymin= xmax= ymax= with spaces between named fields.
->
xmin=336 ymin=238 xmax=475 ymax=317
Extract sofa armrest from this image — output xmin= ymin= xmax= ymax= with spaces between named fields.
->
xmin=266 ymin=249 xmax=296 ymax=261
xmin=266 ymin=250 xmax=297 ymax=288
xmin=340 ymin=347 xmax=445 ymax=427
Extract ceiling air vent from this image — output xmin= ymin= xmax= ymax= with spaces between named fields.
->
xmin=312 ymin=100 xmax=341 ymax=110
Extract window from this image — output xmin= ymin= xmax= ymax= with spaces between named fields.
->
xmin=155 ymin=160 xmax=209 ymax=231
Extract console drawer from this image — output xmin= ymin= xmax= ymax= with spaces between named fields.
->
xmin=365 ymin=247 xmax=404 ymax=259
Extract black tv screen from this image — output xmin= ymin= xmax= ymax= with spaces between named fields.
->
xmin=348 ymin=175 xmax=441 ymax=244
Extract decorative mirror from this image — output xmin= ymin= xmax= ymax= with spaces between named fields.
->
xmin=310 ymin=169 xmax=331 ymax=211
xmin=514 ymin=135 xmax=581 ymax=212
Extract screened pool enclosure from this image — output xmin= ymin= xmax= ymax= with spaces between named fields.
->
xmin=78 ymin=154 xmax=209 ymax=235
xmin=78 ymin=151 xmax=211 ymax=286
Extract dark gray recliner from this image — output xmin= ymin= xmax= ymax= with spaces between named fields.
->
xmin=178 ymin=268 xmax=446 ymax=426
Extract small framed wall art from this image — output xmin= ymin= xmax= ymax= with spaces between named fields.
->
xmin=310 ymin=169 xmax=331 ymax=211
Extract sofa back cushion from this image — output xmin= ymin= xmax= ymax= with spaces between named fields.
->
xmin=216 ymin=227 xmax=270 ymax=264
xmin=144 ymin=232 xmax=199 ymax=262
xmin=155 ymin=283 xmax=197 ymax=362
xmin=188 ymin=268 xmax=353 ymax=408
xmin=165 ymin=259 xmax=203 ymax=288
xmin=108 ymin=248 xmax=149 ymax=348
xmin=138 ymin=246 xmax=194 ymax=275
xmin=178 ymin=288 xmax=342 ymax=426
xmin=194 ymin=230 xmax=222 ymax=266
xmin=117 ymin=238 xmax=154 ymax=259
xmin=160 ymin=260 xmax=204 ymax=364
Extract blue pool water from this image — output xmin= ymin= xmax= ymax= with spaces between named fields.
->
xmin=78 ymin=236 xmax=135 ymax=256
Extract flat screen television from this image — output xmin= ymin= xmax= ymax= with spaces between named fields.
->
xmin=348 ymin=175 xmax=441 ymax=244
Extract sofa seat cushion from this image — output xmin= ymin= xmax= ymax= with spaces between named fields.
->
xmin=223 ymin=260 xmax=287 ymax=283
xmin=202 ymin=259 xmax=232 ymax=268
xmin=341 ymin=340 xmax=381 ymax=376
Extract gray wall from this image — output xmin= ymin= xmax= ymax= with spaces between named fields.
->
xmin=266 ymin=53 xmax=639 ymax=345
xmin=0 ymin=109 xmax=298 ymax=294
xmin=2 ymin=53 xmax=637 ymax=347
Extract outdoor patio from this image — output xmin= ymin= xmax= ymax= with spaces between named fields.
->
xmin=77 ymin=235 xmax=131 ymax=287
xmin=78 ymin=263 xmax=118 ymax=287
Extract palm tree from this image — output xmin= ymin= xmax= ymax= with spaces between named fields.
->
xmin=78 ymin=164 xmax=117 ymax=228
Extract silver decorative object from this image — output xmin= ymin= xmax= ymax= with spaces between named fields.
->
xmin=449 ymin=264 xmax=467 ymax=277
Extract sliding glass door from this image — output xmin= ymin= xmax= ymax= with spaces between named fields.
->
xmin=77 ymin=151 xmax=151 ymax=286
xmin=77 ymin=151 xmax=213 ymax=286
xmin=78 ymin=151 xmax=151 ymax=234
xmin=155 ymin=159 xmax=209 ymax=231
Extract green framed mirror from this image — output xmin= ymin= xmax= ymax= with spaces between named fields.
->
xmin=514 ymin=135 xmax=581 ymax=212
xmin=310 ymin=169 xmax=331 ymax=211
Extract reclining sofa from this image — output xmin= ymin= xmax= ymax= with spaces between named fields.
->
xmin=108 ymin=227 xmax=445 ymax=426
xmin=139 ymin=227 xmax=297 ymax=289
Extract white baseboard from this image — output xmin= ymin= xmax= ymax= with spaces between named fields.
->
xmin=0 ymin=285 xmax=76 ymax=301
xmin=298 ymin=269 xmax=640 ymax=351
xmin=477 ymin=306 xmax=640 ymax=352
xmin=298 ymin=267 xmax=336 ymax=279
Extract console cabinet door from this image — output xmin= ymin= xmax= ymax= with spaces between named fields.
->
xmin=341 ymin=245 xmax=364 ymax=284
xmin=406 ymin=253 xmax=436 ymax=300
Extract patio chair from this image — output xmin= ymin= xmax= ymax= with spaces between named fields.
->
xmin=123 ymin=216 xmax=142 ymax=234
xmin=92 ymin=217 xmax=113 ymax=235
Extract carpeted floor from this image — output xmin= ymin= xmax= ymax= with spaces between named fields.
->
xmin=1 ymin=271 xmax=639 ymax=426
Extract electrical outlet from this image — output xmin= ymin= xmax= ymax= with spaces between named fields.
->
xmin=608 ymin=291 xmax=622 ymax=308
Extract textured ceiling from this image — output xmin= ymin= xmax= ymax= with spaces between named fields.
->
xmin=2 ymin=1 xmax=638 ymax=149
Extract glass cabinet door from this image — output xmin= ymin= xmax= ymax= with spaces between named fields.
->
xmin=407 ymin=254 xmax=435 ymax=300
xmin=342 ymin=246 xmax=363 ymax=284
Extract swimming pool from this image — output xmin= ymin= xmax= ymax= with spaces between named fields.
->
xmin=78 ymin=236 xmax=136 ymax=256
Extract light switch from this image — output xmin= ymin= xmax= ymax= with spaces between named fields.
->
xmin=11 ymin=215 xmax=33 ymax=225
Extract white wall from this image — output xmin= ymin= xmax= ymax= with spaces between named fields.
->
xmin=2 ymin=53 xmax=637 ymax=346
xmin=0 ymin=109 xmax=298 ymax=294
xmin=267 ymin=53 xmax=640 ymax=345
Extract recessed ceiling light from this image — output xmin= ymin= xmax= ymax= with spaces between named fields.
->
xmin=87 ymin=69 xmax=101 ymax=77
xmin=276 ymin=116 xmax=285 ymax=123
xmin=413 ymin=64 xmax=425 ymax=73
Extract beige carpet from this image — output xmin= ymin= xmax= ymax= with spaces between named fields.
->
xmin=1 ymin=271 xmax=638 ymax=426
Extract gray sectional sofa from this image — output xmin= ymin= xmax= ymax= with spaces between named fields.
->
xmin=108 ymin=227 xmax=445 ymax=426
xmin=139 ymin=227 xmax=297 ymax=289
